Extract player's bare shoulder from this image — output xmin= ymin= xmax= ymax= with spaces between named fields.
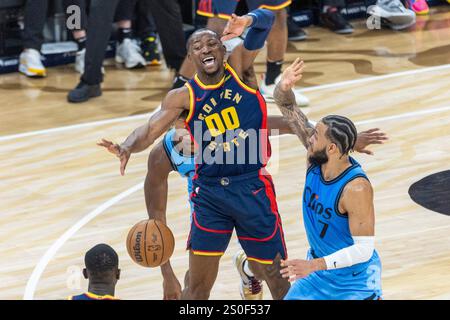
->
xmin=163 ymin=85 xmax=191 ymax=111
xmin=339 ymin=177 xmax=374 ymax=213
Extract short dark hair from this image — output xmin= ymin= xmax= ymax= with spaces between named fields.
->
xmin=186 ymin=28 xmax=221 ymax=51
xmin=321 ymin=115 xmax=357 ymax=155
xmin=85 ymin=244 xmax=119 ymax=276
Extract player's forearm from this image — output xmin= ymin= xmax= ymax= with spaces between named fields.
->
xmin=120 ymin=123 xmax=155 ymax=154
xmin=273 ymin=84 xmax=313 ymax=148
xmin=161 ymin=260 xmax=176 ymax=278
xmin=244 ymin=9 xmax=275 ymax=51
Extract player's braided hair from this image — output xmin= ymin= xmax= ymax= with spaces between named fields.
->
xmin=85 ymin=244 xmax=118 ymax=276
xmin=321 ymin=115 xmax=358 ymax=155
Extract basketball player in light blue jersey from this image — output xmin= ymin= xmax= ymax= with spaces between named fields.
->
xmin=275 ymin=58 xmax=383 ymax=300
xmin=142 ymin=112 xmax=386 ymax=300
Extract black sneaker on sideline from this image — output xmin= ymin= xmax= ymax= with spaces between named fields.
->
xmin=320 ymin=8 xmax=354 ymax=34
xmin=288 ymin=16 xmax=308 ymax=41
xmin=67 ymin=81 xmax=102 ymax=103
xmin=141 ymin=35 xmax=161 ymax=66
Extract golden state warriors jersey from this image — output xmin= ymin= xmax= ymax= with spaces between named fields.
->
xmin=185 ymin=63 xmax=271 ymax=177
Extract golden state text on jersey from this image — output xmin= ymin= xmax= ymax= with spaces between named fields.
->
xmin=184 ymin=63 xmax=271 ymax=177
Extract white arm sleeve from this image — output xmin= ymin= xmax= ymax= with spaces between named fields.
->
xmin=323 ymin=236 xmax=375 ymax=270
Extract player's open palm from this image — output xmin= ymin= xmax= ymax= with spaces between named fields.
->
xmin=221 ymin=14 xmax=252 ymax=41
xmin=279 ymin=58 xmax=305 ymax=92
xmin=97 ymin=139 xmax=131 ymax=176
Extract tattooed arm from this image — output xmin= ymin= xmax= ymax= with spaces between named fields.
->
xmin=273 ymin=58 xmax=314 ymax=150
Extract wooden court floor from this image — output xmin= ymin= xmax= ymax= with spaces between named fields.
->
xmin=1 ymin=7 xmax=449 ymax=300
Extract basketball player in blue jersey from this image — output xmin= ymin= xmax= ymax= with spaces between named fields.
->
xmin=68 ymin=244 xmax=120 ymax=300
xmin=142 ymin=115 xmax=386 ymax=300
xmin=275 ymin=59 xmax=383 ymax=300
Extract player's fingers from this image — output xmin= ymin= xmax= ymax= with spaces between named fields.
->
xmin=363 ymin=128 xmax=380 ymax=134
xmin=120 ymin=156 xmax=129 ymax=176
xmin=360 ymin=149 xmax=374 ymax=155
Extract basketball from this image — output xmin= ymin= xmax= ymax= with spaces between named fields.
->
xmin=126 ymin=219 xmax=175 ymax=268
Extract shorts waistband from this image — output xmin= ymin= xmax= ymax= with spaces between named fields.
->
xmin=195 ymin=170 xmax=261 ymax=185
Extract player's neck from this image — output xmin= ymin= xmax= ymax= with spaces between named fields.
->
xmin=321 ymin=155 xmax=351 ymax=181
xmin=88 ymin=283 xmax=115 ymax=297
xmin=196 ymin=68 xmax=225 ymax=85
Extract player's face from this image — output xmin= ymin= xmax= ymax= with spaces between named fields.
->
xmin=188 ymin=32 xmax=225 ymax=75
xmin=308 ymin=122 xmax=330 ymax=165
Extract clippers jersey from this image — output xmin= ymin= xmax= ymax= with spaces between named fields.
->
xmin=184 ymin=63 xmax=270 ymax=177
xmin=283 ymin=157 xmax=382 ymax=300
xmin=303 ymin=157 xmax=381 ymax=273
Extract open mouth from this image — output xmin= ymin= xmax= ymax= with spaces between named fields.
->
xmin=202 ymin=56 xmax=216 ymax=67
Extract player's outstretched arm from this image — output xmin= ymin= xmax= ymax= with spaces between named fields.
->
xmin=98 ymin=87 xmax=189 ymax=175
xmin=225 ymin=9 xmax=275 ymax=80
xmin=274 ymin=58 xmax=313 ymax=149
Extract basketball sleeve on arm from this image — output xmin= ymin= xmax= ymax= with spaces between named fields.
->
xmin=323 ymin=236 xmax=375 ymax=270
xmin=244 ymin=9 xmax=275 ymax=51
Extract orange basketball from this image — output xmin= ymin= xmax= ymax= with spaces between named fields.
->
xmin=126 ymin=219 xmax=175 ymax=268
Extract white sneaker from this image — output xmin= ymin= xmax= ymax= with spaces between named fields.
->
xmin=259 ymin=74 xmax=310 ymax=107
xmin=19 ymin=49 xmax=46 ymax=77
xmin=115 ymin=38 xmax=146 ymax=69
xmin=75 ymin=48 xmax=105 ymax=75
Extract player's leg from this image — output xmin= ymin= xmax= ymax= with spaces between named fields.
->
xmin=248 ymin=253 xmax=290 ymax=300
xmin=229 ymin=170 xmax=291 ymax=300
xmin=181 ymin=251 xmax=221 ymax=300
xmin=183 ymin=178 xmax=234 ymax=299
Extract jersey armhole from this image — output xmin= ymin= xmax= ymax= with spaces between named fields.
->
xmin=334 ymin=174 xmax=370 ymax=218
xmin=184 ymin=82 xmax=195 ymax=125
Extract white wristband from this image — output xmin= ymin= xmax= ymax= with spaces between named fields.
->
xmin=323 ymin=236 xmax=375 ymax=270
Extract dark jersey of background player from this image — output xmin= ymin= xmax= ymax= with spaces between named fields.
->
xmin=68 ymin=244 xmax=120 ymax=300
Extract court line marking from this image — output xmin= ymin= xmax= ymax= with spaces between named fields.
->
xmin=23 ymin=182 xmax=144 ymax=300
xmin=22 ymin=104 xmax=450 ymax=300
xmin=3 ymin=63 xmax=450 ymax=143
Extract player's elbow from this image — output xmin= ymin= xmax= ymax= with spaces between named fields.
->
xmin=353 ymin=236 xmax=375 ymax=263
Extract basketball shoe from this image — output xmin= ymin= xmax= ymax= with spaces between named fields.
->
xmin=19 ymin=49 xmax=46 ymax=77
xmin=368 ymin=0 xmax=416 ymax=30
xmin=405 ymin=0 xmax=429 ymax=15
xmin=259 ymin=74 xmax=310 ymax=107
xmin=233 ymin=250 xmax=263 ymax=300
xmin=116 ymin=38 xmax=146 ymax=69
xmin=141 ymin=35 xmax=161 ymax=66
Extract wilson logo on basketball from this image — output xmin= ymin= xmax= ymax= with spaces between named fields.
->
xmin=133 ymin=231 xmax=143 ymax=262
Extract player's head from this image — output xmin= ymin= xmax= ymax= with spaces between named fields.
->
xmin=187 ymin=28 xmax=226 ymax=76
xmin=83 ymin=244 xmax=120 ymax=286
xmin=308 ymin=115 xmax=357 ymax=165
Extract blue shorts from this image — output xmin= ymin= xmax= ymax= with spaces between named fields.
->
xmin=197 ymin=0 xmax=292 ymax=19
xmin=284 ymin=249 xmax=383 ymax=300
xmin=187 ymin=169 xmax=287 ymax=264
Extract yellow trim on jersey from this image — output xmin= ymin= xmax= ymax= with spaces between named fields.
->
xmin=194 ymin=73 xmax=225 ymax=90
xmin=84 ymin=292 xmax=118 ymax=300
xmin=185 ymin=82 xmax=195 ymax=124
xmin=259 ymin=0 xmax=292 ymax=10
xmin=247 ymin=257 xmax=274 ymax=265
xmin=225 ymin=63 xmax=257 ymax=94
xmin=196 ymin=10 xmax=215 ymax=18
xmin=193 ymin=250 xmax=224 ymax=256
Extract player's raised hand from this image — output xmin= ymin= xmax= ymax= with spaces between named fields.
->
xmin=279 ymin=58 xmax=305 ymax=92
xmin=97 ymin=139 xmax=131 ymax=176
xmin=354 ymin=128 xmax=388 ymax=155
xmin=221 ymin=13 xmax=253 ymax=42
